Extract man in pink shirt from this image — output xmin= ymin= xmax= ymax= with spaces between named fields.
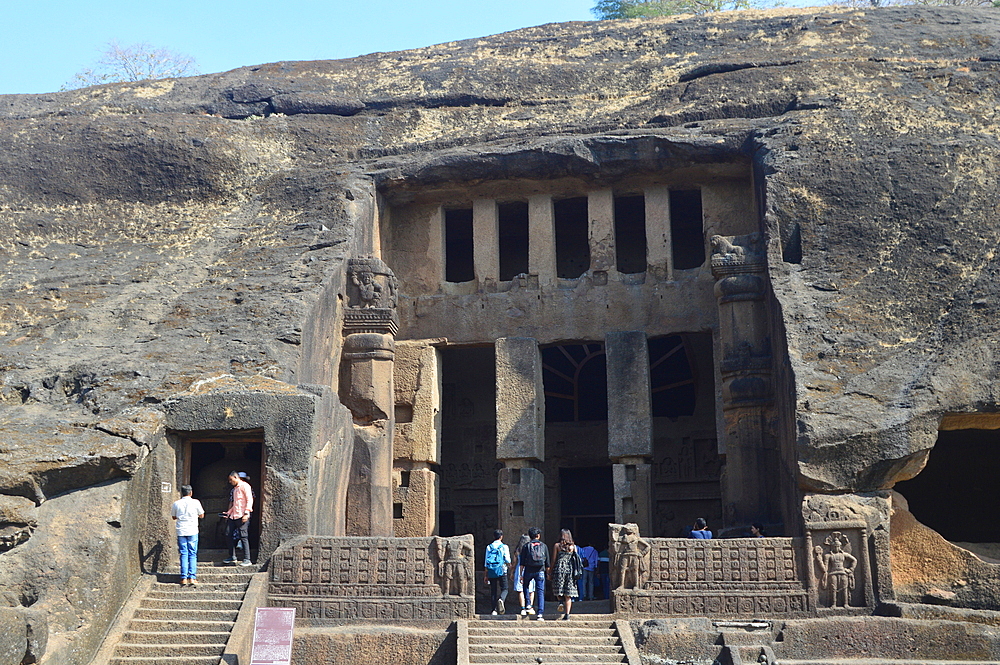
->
xmin=222 ymin=471 xmax=254 ymax=566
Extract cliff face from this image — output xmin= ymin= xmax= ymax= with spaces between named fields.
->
xmin=1 ymin=7 xmax=999 ymax=663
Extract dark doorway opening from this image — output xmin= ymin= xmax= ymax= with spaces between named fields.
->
xmin=438 ymin=346 xmax=498 ymax=545
xmin=554 ymin=197 xmax=590 ymax=279
xmin=614 ymin=194 xmax=646 ymax=274
xmin=559 ymin=466 xmax=614 ymax=549
xmin=183 ymin=431 xmax=264 ymax=556
xmin=896 ymin=429 xmax=1000 ymax=543
xmin=542 ymin=343 xmax=607 ymax=423
xmin=445 ymin=208 xmax=475 ymax=283
xmin=670 ymin=189 xmax=704 ymax=270
xmin=498 ymin=201 xmax=530 ymax=281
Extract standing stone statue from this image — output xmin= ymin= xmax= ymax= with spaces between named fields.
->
xmin=610 ymin=523 xmax=649 ymax=590
xmin=813 ymin=531 xmax=857 ymax=607
xmin=434 ymin=536 xmax=475 ymax=596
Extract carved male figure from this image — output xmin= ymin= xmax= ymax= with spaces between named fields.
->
xmin=813 ymin=531 xmax=857 ymax=607
xmin=352 ymin=270 xmax=382 ymax=308
xmin=613 ymin=525 xmax=649 ymax=590
xmin=435 ymin=536 xmax=474 ymax=596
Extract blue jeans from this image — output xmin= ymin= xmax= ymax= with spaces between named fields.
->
xmin=178 ymin=534 xmax=198 ymax=580
xmin=578 ymin=569 xmax=595 ymax=599
xmin=522 ymin=567 xmax=545 ymax=614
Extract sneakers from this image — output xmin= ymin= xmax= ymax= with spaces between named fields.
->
xmin=189 ymin=578 xmax=198 ymax=586
xmin=222 ymin=557 xmax=238 ymax=564
xmin=180 ymin=578 xmax=190 ymax=586
xmin=491 ymin=611 xmax=498 ymax=615
xmin=239 ymin=559 xmax=254 ymax=567
xmin=557 ymin=603 xmax=565 ymax=613
xmin=536 ymin=616 xmax=545 ymax=621
xmin=496 ymin=598 xmax=505 ymax=615
xmin=560 ymin=614 xmax=570 ymax=621
xmin=520 ymin=607 xmax=529 ymax=616
xmin=525 ymin=606 xmax=536 ymax=616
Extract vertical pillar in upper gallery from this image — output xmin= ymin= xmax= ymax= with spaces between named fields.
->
xmin=341 ymin=257 xmax=398 ymax=536
xmin=495 ymin=337 xmax=546 ymax=541
xmin=710 ymin=233 xmax=772 ymax=528
xmin=605 ymin=330 xmax=653 ymax=536
xmin=589 ymin=189 xmax=615 ymax=283
xmin=473 ymin=199 xmax=500 ymax=292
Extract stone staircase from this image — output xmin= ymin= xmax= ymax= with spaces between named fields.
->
xmin=97 ymin=557 xmax=257 ymax=665
xmin=460 ymin=618 xmax=639 ymax=665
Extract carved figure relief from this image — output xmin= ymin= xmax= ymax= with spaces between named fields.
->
xmin=710 ymin=234 xmax=746 ymax=260
xmin=434 ymin=536 xmax=474 ymax=596
xmin=610 ymin=523 xmax=650 ymax=590
xmin=352 ymin=269 xmax=382 ymax=308
xmin=813 ymin=531 xmax=857 ymax=608
xmin=344 ymin=257 xmax=399 ymax=336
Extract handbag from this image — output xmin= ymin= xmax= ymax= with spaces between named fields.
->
xmin=571 ymin=550 xmax=584 ymax=581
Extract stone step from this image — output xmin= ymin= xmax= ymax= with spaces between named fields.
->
xmin=470 ymin=645 xmax=624 ymax=654
xmin=469 ymin=628 xmax=617 ymax=638
xmin=152 ymin=581 xmax=246 ymax=592
xmin=120 ymin=630 xmax=232 ymax=645
xmin=112 ymin=643 xmax=226 ymax=658
xmin=146 ymin=589 xmax=245 ymax=601
xmin=469 ymin=636 xmax=621 ymax=646
xmin=776 ymin=661 xmax=994 ymax=665
xmin=157 ymin=569 xmax=256 ymax=580
xmin=108 ymin=657 xmax=222 ymax=665
xmin=139 ymin=598 xmax=242 ymax=611
xmin=133 ymin=608 xmax=239 ymax=622
xmin=469 ymin=657 xmax=626 ymax=665
xmin=126 ymin=618 xmax=234 ymax=633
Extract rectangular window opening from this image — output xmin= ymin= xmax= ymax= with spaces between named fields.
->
xmin=498 ymin=201 xmax=529 ymax=281
xmin=554 ymin=197 xmax=590 ymax=279
xmin=622 ymin=497 xmax=635 ymax=515
xmin=393 ymin=502 xmax=404 ymax=519
xmin=510 ymin=468 xmax=521 ymax=485
xmin=395 ymin=403 xmax=414 ymax=424
xmin=670 ymin=190 xmax=705 ymax=270
xmin=625 ymin=464 xmax=637 ymax=481
xmin=614 ymin=195 xmax=646 ymax=274
xmin=512 ymin=501 xmax=525 ymax=517
xmin=444 ymin=208 xmax=475 ymax=282
xmin=399 ymin=470 xmax=411 ymax=487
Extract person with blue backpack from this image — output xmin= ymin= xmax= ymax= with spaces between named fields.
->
xmin=484 ymin=529 xmax=511 ymax=615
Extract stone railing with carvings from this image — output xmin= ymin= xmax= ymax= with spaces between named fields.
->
xmin=609 ymin=523 xmax=812 ymax=617
xmin=267 ymin=535 xmax=475 ymax=622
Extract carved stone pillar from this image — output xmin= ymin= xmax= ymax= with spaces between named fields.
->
xmin=393 ymin=339 xmax=442 ymax=537
xmin=341 ymin=257 xmax=398 ymax=536
xmin=711 ymin=234 xmax=773 ymax=529
xmin=495 ymin=337 xmax=546 ymax=539
xmin=606 ymin=331 xmax=653 ymax=535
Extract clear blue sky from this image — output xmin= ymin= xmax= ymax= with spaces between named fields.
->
xmin=2 ymin=0 xmax=600 ymax=95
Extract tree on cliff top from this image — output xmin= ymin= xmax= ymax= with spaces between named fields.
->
xmin=64 ymin=41 xmax=199 ymax=90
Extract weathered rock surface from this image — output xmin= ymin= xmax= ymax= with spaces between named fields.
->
xmin=2 ymin=6 xmax=1000 ymax=663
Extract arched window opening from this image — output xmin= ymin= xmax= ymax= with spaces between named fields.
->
xmin=649 ymin=335 xmax=697 ymax=417
xmin=542 ymin=342 xmax=608 ymax=422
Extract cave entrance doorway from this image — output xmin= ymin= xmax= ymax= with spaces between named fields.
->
xmin=180 ymin=430 xmax=265 ymax=557
xmin=895 ymin=425 xmax=1000 ymax=560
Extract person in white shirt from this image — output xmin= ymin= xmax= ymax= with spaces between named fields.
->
xmin=170 ymin=485 xmax=205 ymax=585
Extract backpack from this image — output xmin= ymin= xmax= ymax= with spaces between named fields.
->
xmin=523 ymin=540 xmax=547 ymax=567
xmin=485 ymin=543 xmax=507 ymax=578
xmin=571 ymin=550 xmax=584 ymax=581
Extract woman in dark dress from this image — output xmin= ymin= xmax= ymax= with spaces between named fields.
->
xmin=550 ymin=528 xmax=579 ymax=620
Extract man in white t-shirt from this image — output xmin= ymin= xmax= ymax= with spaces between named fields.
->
xmin=171 ymin=485 xmax=205 ymax=585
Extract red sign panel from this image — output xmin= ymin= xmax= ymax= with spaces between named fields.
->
xmin=250 ymin=607 xmax=296 ymax=665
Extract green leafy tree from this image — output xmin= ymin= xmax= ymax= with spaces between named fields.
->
xmin=64 ymin=41 xmax=199 ymax=90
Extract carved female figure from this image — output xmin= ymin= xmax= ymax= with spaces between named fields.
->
xmin=813 ymin=531 xmax=857 ymax=607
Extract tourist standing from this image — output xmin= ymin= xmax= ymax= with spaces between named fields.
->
xmin=551 ymin=529 xmax=580 ymax=620
xmin=170 ymin=485 xmax=204 ymax=586
xmin=689 ymin=517 xmax=713 ymax=539
xmin=513 ymin=534 xmax=535 ymax=614
xmin=222 ymin=471 xmax=254 ymax=566
xmin=519 ymin=527 xmax=549 ymax=619
xmin=576 ymin=539 xmax=598 ymax=601
xmin=750 ymin=522 xmax=767 ymax=538
xmin=484 ymin=529 xmax=511 ymax=614
xmin=597 ymin=545 xmax=610 ymax=600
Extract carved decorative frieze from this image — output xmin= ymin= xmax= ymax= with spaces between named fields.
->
xmin=608 ymin=523 xmax=813 ymax=618
xmin=267 ymin=535 xmax=475 ymax=622
xmin=710 ymin=233 xmax=765 ymax=277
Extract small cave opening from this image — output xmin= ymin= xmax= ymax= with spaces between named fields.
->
xmin=670 ymin=189 xmax=704 ymax=270
xmin=895 ymin=428 xmax=1000 ymax=552
xmin=444 ymin=207 xmax=475 ymax=283
xmin=554 ymin=197 xmax=591 ymax=279
xmin=614 ymin=194 xmax=647 ymax=274
xmin=498 ymin=201 xmax=529 ymax=281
